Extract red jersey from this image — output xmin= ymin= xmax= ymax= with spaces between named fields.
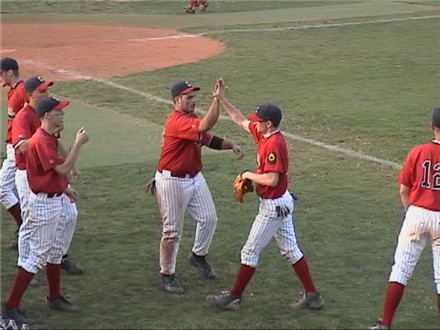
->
xmin=11 ymin=104 xmax=41 ymax=170
xmin=249 ymin=122 xmax=289 ymax=199
xmin=5 ymin=80 xmax=27 ymax=144
xmin=399 ymin=140 xmax=440 ymax=211
xmin=158 ymin=109 xmax=211 ymax=177
xmin=26 ymin=127 xmax=69 ymax=194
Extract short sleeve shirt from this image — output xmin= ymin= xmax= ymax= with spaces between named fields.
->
xmin=158 ymin=109 xmax=211 ymax=177
xmin=5 ymin=81 xmax=27 ymax=144
xmin=399 ymin=141 xmax=440 ymax=211
xmin=26 ymin=127 xmax=69 ymax=194
xmin=248 ymin=122 xmax=289 ymax=199
xmin=11 ymin=104 xmax=40 ymax=170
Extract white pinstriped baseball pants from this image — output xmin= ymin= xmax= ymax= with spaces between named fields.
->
xmin=241 ymin=190 xmax=303 ymax=268
xmin=155 ymin=170 xmax=217 ymax=275
xmin=389 ymin=205 xmax=440 ymax=293
xmin=18 ymin=190 xmax=78 ymax=274
xmin=0 ymin=144 xmax=19 ymax=209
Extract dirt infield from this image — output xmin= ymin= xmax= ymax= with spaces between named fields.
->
xmin=1 ymin=23 xmax=224 ymax=81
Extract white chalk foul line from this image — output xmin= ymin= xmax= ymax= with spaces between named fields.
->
xmin=128 ymin=15 xmax=440 ymax=42
xmin=22 ymin=59 xmax=402 ymax=170
xmin=199 ymin=15 xmax=440 ymax=35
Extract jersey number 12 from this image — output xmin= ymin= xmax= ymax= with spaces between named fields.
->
xmin=421 ymin=161 xmax=440 ymax=190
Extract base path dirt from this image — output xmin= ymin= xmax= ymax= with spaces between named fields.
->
xmin=1 ymin=23 xmax=225 ymax=81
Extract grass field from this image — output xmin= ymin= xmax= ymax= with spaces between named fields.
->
xmin=1 ymin=1 xmax=440 ymax=329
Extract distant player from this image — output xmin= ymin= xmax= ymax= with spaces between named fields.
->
xmin=0 ymin=57 xmax=26 ymax=248
xmin=370 ymin=107 xmax=440 ymax=330
xmin=185 ymin=0 xmax=208 ymax=14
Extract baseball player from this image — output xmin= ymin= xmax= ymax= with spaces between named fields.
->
xmin=0 ymin=57 xmax=26 ymax=248
xmin=185 ymin=0 xmax=208 ymax=14
xmin=207 ymin=79 xmax=324 ymax=310
xmin=1 ymin=96 xmax=89 ymax=327
xmin=154 ymin=80 xmax=242 ymax=294
xmin=370 ymin=107 xmax=440 ymax=330
xmin=11 ymin=76 xmax=83 ymax=285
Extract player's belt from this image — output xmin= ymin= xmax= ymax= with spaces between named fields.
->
xmin=160 ymin=169 xmax=195 ymax=178
xmin=31 ymin=190 xmax=63 ymax=198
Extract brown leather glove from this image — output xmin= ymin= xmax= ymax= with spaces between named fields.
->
xmin=233 ymin=175 xmax=254 ymax=203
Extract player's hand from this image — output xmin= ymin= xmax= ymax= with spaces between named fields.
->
xmin=213 ymin=78 xmax=226 ymax=100
xmin=68 ymin=167 xmax=80 ymax=183
xmin=232 ymin=144 xmax=244 ymax=159
xmin=64 ymin=186 xmax=78 ymax=202
xmin=75 ymin=127 xmax=89 ymax=145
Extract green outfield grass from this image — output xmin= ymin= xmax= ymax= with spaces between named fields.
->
xmin=1 ymin=1 xmax=440 ymax=329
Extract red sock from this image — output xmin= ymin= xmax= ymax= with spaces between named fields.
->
xmin=8 ymin=203 xmax=23 ymax=227
xmin=5 ymin=268 xmax=34 ymax=309
xmin=437 ymin=295 xmax=440 ymax=316
xmin=46 ymin=263 xmax=61 ymax=301
xmin=231 ymin=264 xmax=256 ymax=297
xmin=292 ymin=257 xmax=316 ymax=293
xmin=381 ymin=282 xmax=405 ymax=327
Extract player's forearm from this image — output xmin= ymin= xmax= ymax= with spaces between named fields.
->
xmin=199 ymin=98 xmax=220 ymax=132
xmin=218 ymin=97 xmax=247 ymax=126
xmin=399 ymin=184 xmax=411 ymax=210
xmin=242 ymin=171 xmax=279 ymax=187
xmin=55 ymin=142 xmax=83 ymax=176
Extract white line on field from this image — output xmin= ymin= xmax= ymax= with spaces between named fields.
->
xmin=22 ymin=59 xmax=403 ymax=170
xmin=129 ymin=15 xmax=440 ymax=42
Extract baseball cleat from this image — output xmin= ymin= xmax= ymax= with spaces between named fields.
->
xmin=61 ymin=258 xmax=84 ymax=275
xmin=188 ymin=253 xmax=216 ymax=279
xmin=47 ymin=296 xmax=79 ymax=312
xmin=184 ymin=7 xmax=196 ymax=14
xmin=370 ymin=319 xmax=391 ymax=330
xmin=206 ymin=291 xmax=240 ymax=310
xmin=290 ymin=292 xmax=324 ymax=310
xmin=160 ymin=274 xmax=184 ymax=294
xmin=1 ymin=306 xmax=32 ymax=326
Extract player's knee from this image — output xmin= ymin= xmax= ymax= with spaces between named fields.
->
xmin=240 ymin=246 xmax=259 ymax=267
xmin=281 ymin=247 xmax=303 ymax=264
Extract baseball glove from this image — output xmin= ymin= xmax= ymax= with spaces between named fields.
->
xmin=145 ymin=178 xmax=156 ymax=195
xmin=234 ymin=176 xmax=254 ymax=203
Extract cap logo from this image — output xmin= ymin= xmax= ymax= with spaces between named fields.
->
xmin=37 ymin=76 xmax=44 ymax=82
xmin=185 ymin=81 xmax=192 ymax=87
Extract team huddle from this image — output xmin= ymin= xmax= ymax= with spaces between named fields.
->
xmin=1 ymin=56 xmax=439 ymax=330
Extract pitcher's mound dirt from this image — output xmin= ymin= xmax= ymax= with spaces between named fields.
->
xmin=1 ymin=23 xmax=224 ymax=81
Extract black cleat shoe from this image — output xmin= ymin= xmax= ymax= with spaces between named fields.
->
xmin=47 ymin=296 xmax=79 ymax=312
xmin=1 ymin=306 xmax=32 ymax=326
xmin=160 ymin=274 xmax=184 ymax=294
xmin=61 ymin=258 xmax=84 ymax=275
xmin=207 ymin=291 xmax=240 ymax=310
xmin=188 ymin=253 xmax=216 ymax=279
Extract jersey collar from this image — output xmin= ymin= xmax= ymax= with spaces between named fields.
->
xmin=432 ymin=139 xmax=440 ymax=145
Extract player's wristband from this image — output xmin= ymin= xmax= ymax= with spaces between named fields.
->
xmin=209 ymin=136 xmax=224 ymax=150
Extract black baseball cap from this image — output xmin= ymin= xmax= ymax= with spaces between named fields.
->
xmin=432 ymin=107 xmax=440 ymax=128
xmin=171 ymin=81 xmax=200 ymax=98
xmin=0 ymin=57 xmax=19 ymax=72
xmin=25 ymin=76 xmax=53 ymax=93
xmin=247 ymin=103 xmax=282 ymax=127
xmin=36 ymin=97 xmax=70 ymax=118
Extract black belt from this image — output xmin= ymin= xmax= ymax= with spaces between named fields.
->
xmin=32 ymin=190 xmax=63 ymax=198
xmin=160 ymin=170 xmax=195 ymax=178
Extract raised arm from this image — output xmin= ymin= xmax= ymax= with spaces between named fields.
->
xmin=215 ymin=79 xmax=251 ymax=132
